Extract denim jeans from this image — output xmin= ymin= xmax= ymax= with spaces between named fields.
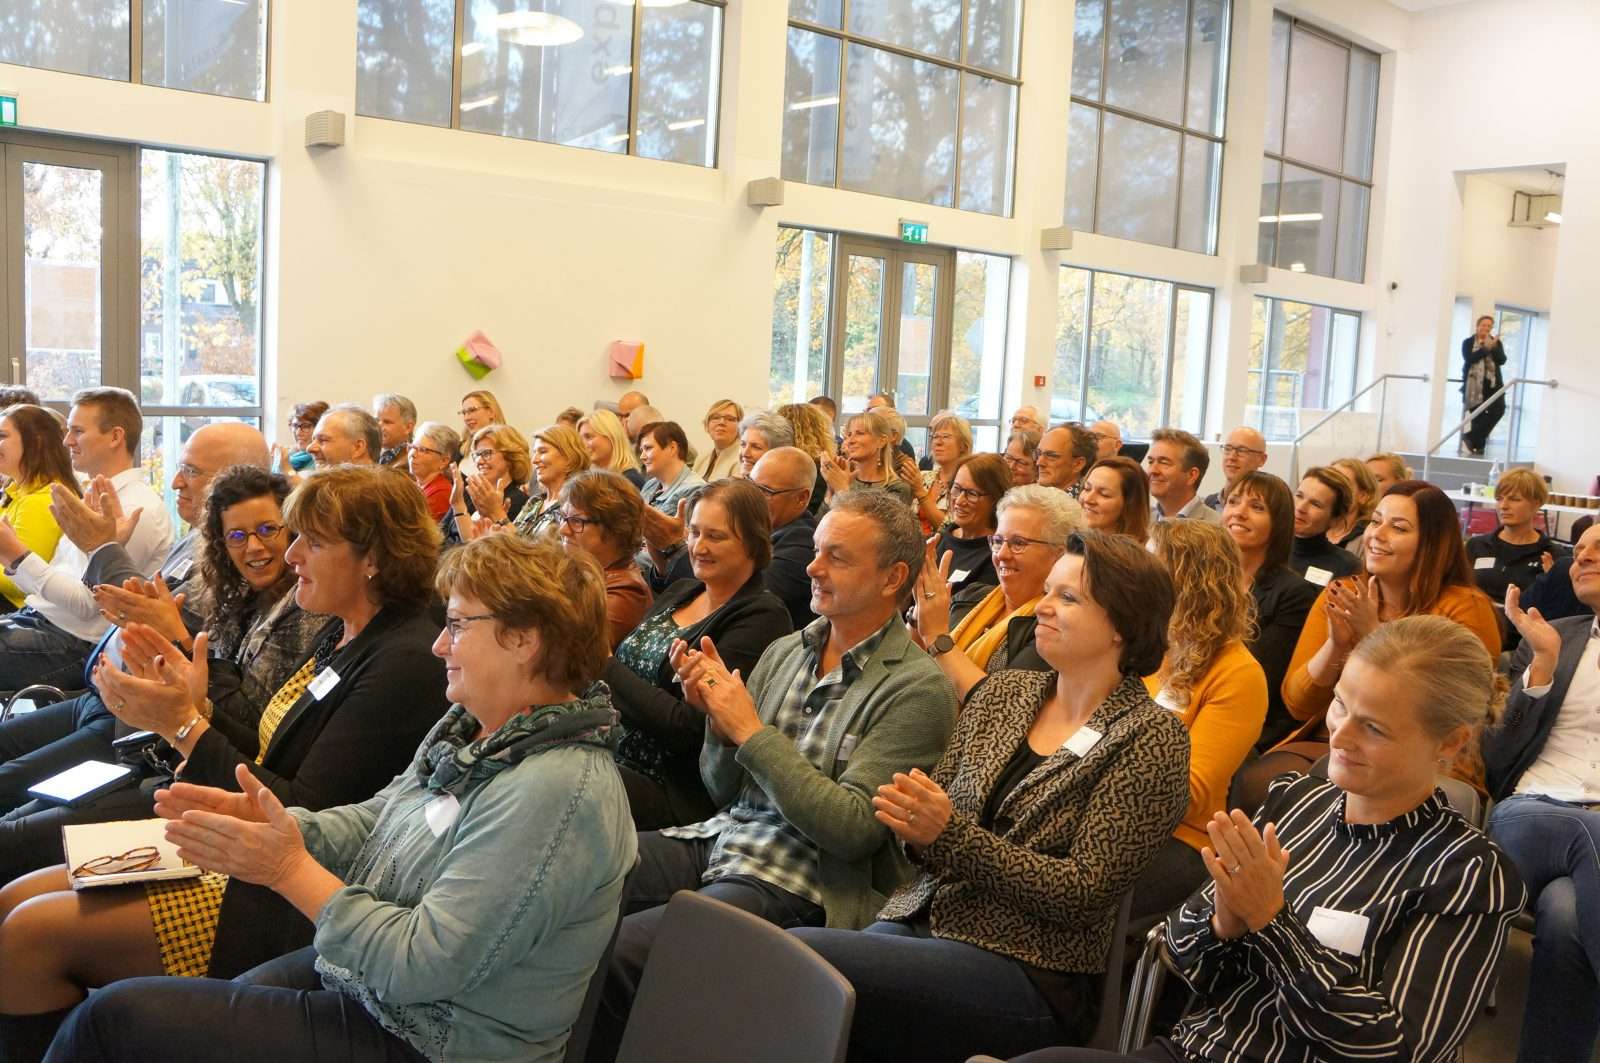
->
xmin=0 ymin=609 xmax=95 ymax=693
xmin=1488 ymin=794 xmax=1600 ymax=1063
xmin=46 ymin=947 xmax=425 ymax=1063
xmin=791 ymin=920 xmax=1094 ymax=1063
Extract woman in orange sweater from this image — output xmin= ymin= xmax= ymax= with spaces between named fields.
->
xmin=1270 ymin=480 xmax=1499 ymax=782
xmin=1132 ymin=520 xmax=1268 ymax=922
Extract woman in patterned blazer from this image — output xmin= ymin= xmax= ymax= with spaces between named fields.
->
xmin=792 ymin=530 xmax=1193 ymax=1063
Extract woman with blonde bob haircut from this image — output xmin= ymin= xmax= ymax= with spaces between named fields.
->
xmin=821 ymin=409 xmax=913 ymax=505
xmin=1004 ymin=616 xmax=1524 ymax=1063
xmin=579 ymin=408 xmax=644 ymax=489
xmin=506 ymin=424 xmax=591 ymax=538
xmin=1131 ymin=519 xmax=1267 ymax=921
xmin=696 ymin=399 xmax=744 ymax=481
xmin=40 ymin=535 xmax=637 ymax=1063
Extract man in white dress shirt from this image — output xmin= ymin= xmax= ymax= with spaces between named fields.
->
xmin=1145 ymin=427 xmax=1220 ymax=524
xmin=0 ymin=388 xmax=173 ymax=691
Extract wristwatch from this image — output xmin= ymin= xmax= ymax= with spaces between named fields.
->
xmin=929 ymin=634 xmax=956 ymax=658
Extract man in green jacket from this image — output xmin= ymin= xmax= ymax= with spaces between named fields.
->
xmin=591 ymin=489 xmax=958 ymax=1061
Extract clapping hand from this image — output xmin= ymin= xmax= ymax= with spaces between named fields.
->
xmin=0 ymin=517 xmax=24 ymax=567
xmin=912 ymin=538 xmax=954 ymax=647
xmin=818 ymin=451 xmax=851 ymax=497
xmin=873 ymin=769 xmax=952 ymax=850
xmin=164 ymin=763 xmax=309 ymax=889
xmin=1201 ymin=810 xmax=1290 ymax=938
xmin=894 ymin=453 xmax=922 ymax=489
xmin=466 ymin=472 xmax=510 ymax=522
xmin=670 ymin=636 xmax=762 ymax=746
xmin=1506 ymin=584 xmax=1562 ymax=688
xmin=93 ymin=576 xmax=188 ymax=644
xmin=94 ymin=628 xmax=210 ymax=740
xmin=1325 ymin=577 xmax=1381 ymax=652
xmin=155 ymin=776 xmax=267 ymax=825
xmin=49 ymin=477 xmax=141 ymax=553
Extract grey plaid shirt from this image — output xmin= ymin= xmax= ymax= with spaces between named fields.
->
xmin=662 ymin=615 xmax=895 ymax=904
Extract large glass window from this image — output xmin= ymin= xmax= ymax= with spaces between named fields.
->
xmin=358 ymin=0 xmax=725 ymax=168
xmin=783 ymin=0 xmax=1022 ymax=216
xmin=0 ymin=0 xmax=267 ymax=101
xmin=1066 ymin=0 xmax=1230 ymax=254
xmin=1246 ymin=296 xmax=1359 ymax=442
xmin=1053 ymin=266 xmax=1212 ymax=437
xmin=1258 ymin=14 xmax=1378 ymax=282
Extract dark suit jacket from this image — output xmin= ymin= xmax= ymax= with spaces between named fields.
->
xmin=1484 ymin=616 xmax=1596 ymax=800
xmin=767 ymin=511 xmax=818 ymax=630
xmin=1248 ymin=564 xmax=1320 ymax=750
xmin=206 ymin=601 xmax=450 ymax=976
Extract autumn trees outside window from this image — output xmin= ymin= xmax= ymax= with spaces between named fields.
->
xmin=1246 ymin=297 xmax=1360 ymax=442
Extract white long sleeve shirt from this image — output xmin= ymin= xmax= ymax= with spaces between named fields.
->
xmin=12 ymin=467 xmax=175 ymax=643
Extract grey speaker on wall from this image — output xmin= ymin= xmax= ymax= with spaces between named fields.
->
xmin=1040 ymin=227 xmax=1074 ymax=251
xmin=747 ymin=177 xmax=785 ymax=207
xmin=1239 ymin=263 xmax=1269 ymax=284
xmin=305 ymin=111 xmax=347 ymax=148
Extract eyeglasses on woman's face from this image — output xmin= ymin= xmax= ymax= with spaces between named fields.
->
xmin=707 ymin=412 xmax=740 ymax=425
xmin=473 ymin=449 xmax=499 ymax=465
xmin=443 ymin=613 xmax=495 ymax=643
xmin=459 ymin=404 xmax=489 ymax=419
xmin=988 ymin=534 xmax=1064 ymax=554
xmin=948 ymin=482 xmax=988 ymax=503
xmin=223 ymin=522 xmax=286 ymax=551
xmin=557 ymin=509 xmax=599 ymax=532
xmin=410 ymin=443 xmax=446 ymax=458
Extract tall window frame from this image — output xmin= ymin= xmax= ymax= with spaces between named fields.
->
xmin=1257 ymin=14 xmax=1379 ymax=282
xmin=1246 ymin=295 xmax=1360 ymax=442
xmin=0 ymin=0 xmax=271 ymax=102
xmin=1066 ymin=0 xmax=1231 ymax=254
xmin=356 ymin=0 xmax=727 ymax=169
xmin=782 ymin=1 xmax=1025 ymax=216
xmin=1053 ymin=265 xmax=1214 ymax=438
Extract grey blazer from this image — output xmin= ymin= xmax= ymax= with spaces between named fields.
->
xmin=1484 ymin=616 xmax=1596 ymax=799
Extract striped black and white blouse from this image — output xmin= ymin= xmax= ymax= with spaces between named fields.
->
xmin=1162 ymin=772 xmax=1526 ymax=1063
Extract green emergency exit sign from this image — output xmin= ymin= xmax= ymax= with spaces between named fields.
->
xmin=0 ymin=96 xmax=17 ymax=127
xmin=899 ymin=219 xmax=928 ymax=244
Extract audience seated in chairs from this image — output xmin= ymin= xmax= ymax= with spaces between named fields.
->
xmin=914 ymin=411 xmax=974 ymax=534
xmin=1034 ymin=425 xmax=1093 ymax=498
xmin=456 ymin=387 xmax=504 ymax=475
xmin=0 ymin=465 xmax=326 ymax=834
xmin=30 ymin=536 xmax=636 ymax=1063
xmin=579 ymin=408 xmax=646 ymax=490
xmin=556 ymin=470 xmax=653 ymax=651
xmin=912 ymin=485 xmax=1083 ymax=700
xmin=451 ymin=423 xmax=532 ymax=541
xmin=931 ymin=454 xmax=1011 ymax=597
xmin=1078 ymin=457 xmax=1151 ymax=544
xmin=1219 ymin=472 xmax=1320 ymax=751
xmin=1144 ymin=429 xmax=1218 ymax=525
xmin=0 ymin=405 xmax=81 ymax=612
xmin=1328 ymin=456 xmax=1379 ymax=555
xmin=1003 ymin=429 xmax=1041 ymax=487
xmin=1201 ymin=427 xmax=1267 ymax=511
xmin=1003 ymin=615 xmax=1525 ymax=1063
xmin=0 ymin=387 xmax=175 ymax=692
xmin=512 ymin=424 xmax=592 ymax=538
xmin=406 ymin=420 xmax=459 ymax=523
xmin=1249 ymin=481 xmax=1501 ymax=810
xmin=0 ymin=466 xmax=451 ymax=1031
xmin=735 ymin=410 xmax=793 ymax=479
xmin=306 ymin=403 xmax=380 ymax=468
xmin=602 ymin=480 xmax=793 ymax=830
xmin=695 ymin=399 xmax=743 ymax=482
xmin=1289 ymin=466 xmax=1361 ymax=582
xmin=748 ymin=447 xmax=821 ymax=630
xmin=638 ymin=421 xmax=705 ymax=517
xmin=791 ymin=531 xmax=1191 ymax=1063
xmin=1485 ymin=522 xmax=1600 ymax=1063
xmin=1466 ymin=467 xmax=1566 ymax=612
xmin=589 ymin=488 xmax=958 ymax=1063
xmin=371 ymin=392 xmax=416 ymax=469
xmin=1130 ymin=521 xmax=1267 ymax=923
xmin=823 ymin=411 xmax=915 ymax=506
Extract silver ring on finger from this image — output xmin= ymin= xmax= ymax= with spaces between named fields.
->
xmin=1229 ymin=864 xmax=1242 ymax=874
xmin=907 ymin=811 xmax=916 ymax=824
xmin=923 ymin=591 xmax=936 ymax=600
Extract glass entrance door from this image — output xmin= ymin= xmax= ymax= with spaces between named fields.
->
xmin=829 ymin=236 xmax=955 ymax=448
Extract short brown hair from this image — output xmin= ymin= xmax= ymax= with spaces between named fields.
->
xmin=1494 ymin=468 xmax=1548 ymax=507
xmin=1150 ymin=427 xmax=1209 ymax=479
xmin=1224 ymin=471 xmax=1295 ymax=574
xmin=952 ymin=453 xmax=1011 ymax=524
xmin=560 ymin=469 xmax=645 ymax=556
xmin=1086 ymin=456 xmax=1151 ymax=543
xmin=435 ymin=535 xmax=609 ymax=690
xmin=285 ymin=465 xmax=441 ymax=607
xmin=472 ymin=424 xmax=533 ymax=485
xmin=641 ymin=421 xmax=690 ymax=461
xmin=291 ymin=401 xmax=329 ymax=428
xmin=1302 ymin=465 xmax=1354 ymax=522
xmin=1065 ymin=424 xmax=1098 ymax=470
xmin=0 ymin=405 xmax=80 ymax=494
xmin=692 ymin=479 xmax=773 ymax=572
xmin=72 ymin=386 xmax=142 ymax=458
xmin=1066 ymin=529 xmax=1173 ymax=676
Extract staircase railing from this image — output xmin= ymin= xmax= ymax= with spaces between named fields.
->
xmin=1287 ymin=373 xmax=1430 ymax=486
xmin=1420 ymin=377 xmax=1559 ymax=483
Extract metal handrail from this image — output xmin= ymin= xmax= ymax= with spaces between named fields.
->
xmin=1421 ymin=376 xmax=1559 ymax=482
xmin=1287 ymin=373 xmax=1430 ymax=485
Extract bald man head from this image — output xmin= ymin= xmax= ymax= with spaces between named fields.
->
xmin=1220 ymin=425 xmax=1268 ymax=485
xmin=617 ymin=391 xmax=651 ymax=417
xmin=750 ymin=447 xmax=816 ymax=530
xmin=172 ymin=422 xmax=271 ymax=526
xmin=1090 ymin=420 xmax=1122 ymax=462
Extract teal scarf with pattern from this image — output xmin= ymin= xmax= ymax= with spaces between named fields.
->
xmin=417 ymin=681 xmax=618 ymax=796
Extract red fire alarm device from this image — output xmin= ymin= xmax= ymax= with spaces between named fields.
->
xmin=1033 ymin=375 xmax=1046 ymax=388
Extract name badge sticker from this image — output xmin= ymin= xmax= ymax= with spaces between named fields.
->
xmin=1306 ymin=906 xmax=1371 ymax=956
xmin=948 ymin=569 xmax=971 ymax=584
xmin=424 ymin=793 xmax=461 ymax=837
xmin=1304 ymin=566 xmax=1333 ymax=587
xmin=1063 ymin=726 xmax=1102 ymax=757
xmin=168 ymin=559 xmax=194 ymax=581
xmin=837 ymin=734 xmax=860 ymax=762
xmin=1474 ymin=556 xmax=1496 ymax=570
xmin=307 ymin=667 xmax=341 ymax=701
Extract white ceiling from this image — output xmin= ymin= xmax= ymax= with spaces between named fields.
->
xmin=1387 ymin=0 xmax=1477 ymax=11
xmin=1467 ymin=166 xmax=1567 ymax=193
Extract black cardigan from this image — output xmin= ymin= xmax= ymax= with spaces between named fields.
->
xmin=205 ymin=601 xmax=450 ymax=977
xmin=1247 ymin=564 xmax=1320 ymax=750
xmin=767 ymin=511 xmax=819 ymax=631
xmin=949 ymin=583 xmax=1048 ymax=684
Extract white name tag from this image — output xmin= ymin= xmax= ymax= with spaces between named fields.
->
xmin=837 ymin=734 xmax=859 ymax=762
xmin=424 ymin=793 xmax=460 ymax=837
xmin=307 ymin=667 xmax=341 ymax=701
xmin=949 ymin=568 xmax=971 ymax=584
xmin=168 ymin=559 xmax=194 ymax=581
xmin=1474 ymin=556 xmax=1496 ymax=570
xmin=1304 ymin=566 xmax=1333 ymax=587
xmin=1063 ymin=726 xmax=1102 ymax=757
xmin=1306 ymin=905 xmax=1370 ymax=956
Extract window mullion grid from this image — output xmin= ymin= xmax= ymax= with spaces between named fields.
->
xmin=130 ymin=0 xmax=144 ymax=85
xmin=1161 ymin=284 xmax=1179 ymax=424
xmin=786 ymin=19 xmax=1021 ymax=86
xmin=1078 ymin=272 xmax=1095 ymax=418
xmin=1171 ymin=0 xmax=1195 ymax=249
xmin=450 ymin=0 xmax=466 ymax=129
xmin=627 ymin=0 xmax=646 ymax=157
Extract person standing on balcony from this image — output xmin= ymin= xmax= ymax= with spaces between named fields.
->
xmin=1461 ymin=314 xmax=1507 ymax=457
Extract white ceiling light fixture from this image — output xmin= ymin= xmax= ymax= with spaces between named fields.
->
xmin=667 ymin=118 xmax=706 ymax=131
xmin=495 ymin=10 xmax=584 ymax=47
xmin=460 ymin=95 xmax=500 ymax=112
xmin=1258 ymin=213 xmax=1323 ymax=223
xmin=788 ymin=95 xmax=840 ymax=112
xmin=1544 ymin=211 xmax=1563 ymax=224
xmin=461 ymin=41 xmax=487 ymax=57
xmin=603 ymin=64 xmax=632 ymax=77
xmin=600 ymin=0 xmax=693 ymax=8
xmin=1289 ymin=262 xmax=1308 ymax=272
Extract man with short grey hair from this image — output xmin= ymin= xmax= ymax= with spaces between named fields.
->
xmin=1009 ymin=405 xmax=1044 ymax=436
xmin=750 ymin=447 xmax=819 ymax=628
xmin=371 ymin=393 xmax=417 ymax=469
xmin=308 ymin=404 xmax=379 ymax=467
xmin=595 ymin=487 xmax=958 ymax=1060
xmin=1090 ymin=420 xmax=1122 ymax=462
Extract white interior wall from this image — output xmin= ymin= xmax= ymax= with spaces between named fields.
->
xmin=1454 ymin=176 xmax=1559 ymax=315
xmin=2 ymin=0 xmax=1596 ymax=490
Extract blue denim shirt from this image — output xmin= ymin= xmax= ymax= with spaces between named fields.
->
xmin=292 ymin=722 xmax=636 ymax=1062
